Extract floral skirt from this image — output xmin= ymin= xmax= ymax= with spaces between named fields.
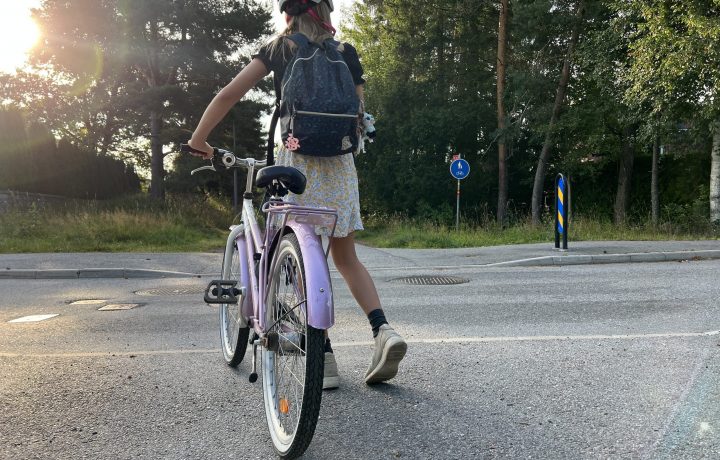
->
xmin=275 ymin=147 xmax=364 ymax=238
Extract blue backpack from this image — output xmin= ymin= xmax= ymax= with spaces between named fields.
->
xmin=279 ymin=33 xmax=360 ymax=157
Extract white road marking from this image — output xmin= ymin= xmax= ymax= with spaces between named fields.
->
xmin=333 ymin=329 xmax=720 ymax=347
xmin=8 ymin=314 xmax=59 ymax=323
xmin=0 ymin=329 xmax=717 ymax=357
xmin=98 ymin=303 xmax=140 ymax=311
xmin=69 ymin=299 xmax=107 ymax=305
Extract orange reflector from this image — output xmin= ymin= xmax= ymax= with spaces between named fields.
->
xmin=279 ymin=398 xmax=290 ymax=414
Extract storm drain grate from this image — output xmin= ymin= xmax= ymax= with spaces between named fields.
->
xmin=390 ymin=275 xmax=470 ymax=286
xmin=135 ymin=286 xmax=205 ymax=296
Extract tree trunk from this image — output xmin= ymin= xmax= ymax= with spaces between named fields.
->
xmin=149 ymin=110 xmax=164 ymax=199
xmin=496 ymin=0 xmax=509 ymax=226
xmin=614 ymin=128 xmax=634 ymax=225
xmin=530 ymin=0 xmax=584 ymax=225
xmin=651 ymin=137 xmax=659 ymax=225
xmin=147 ymin=18 xmax=164 ymax=200
xmin=711 ymin=120 xmax=720 ymax=223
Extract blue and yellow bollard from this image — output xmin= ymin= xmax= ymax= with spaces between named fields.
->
xmin=555 ymin=173 xmax=569 ymax=250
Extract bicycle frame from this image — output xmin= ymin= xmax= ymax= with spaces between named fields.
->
xmin=221 ymin=164 xmax=338 ymax=336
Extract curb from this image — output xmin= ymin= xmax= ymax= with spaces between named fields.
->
xmin=0 ymin=268 xmax=200 ymax=280
xmin=1 ymin=250 xmax=719 ymax=279
xmin=486 ymin=250 xmax=720 ymax=268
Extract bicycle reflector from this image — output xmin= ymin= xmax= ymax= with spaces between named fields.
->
xmin=279 ymin=398 xmax=290 ymax=414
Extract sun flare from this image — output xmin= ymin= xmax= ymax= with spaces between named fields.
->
xmin=0 ymin=4 xmax=41 ymax=73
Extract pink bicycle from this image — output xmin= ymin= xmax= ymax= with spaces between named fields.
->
xmin=181 ymin=144 xmax=337 ymax=458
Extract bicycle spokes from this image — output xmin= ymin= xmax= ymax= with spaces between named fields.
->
xmin=268 ymin=246 xmax=309 ymax=437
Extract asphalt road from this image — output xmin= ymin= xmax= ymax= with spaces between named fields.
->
xmin=1 ymin=258 xmax=719 ymax=459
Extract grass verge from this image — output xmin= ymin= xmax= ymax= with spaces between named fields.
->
xmin=354 ymin=215 xmax=720 ymax=248
xmin=0 ymin=194 xmax=233 ymax=253
xmin=1 ymin=198 xmax=718 ymax=252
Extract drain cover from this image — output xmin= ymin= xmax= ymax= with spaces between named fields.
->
xmin=390 ymin=275 xmax=469 ymax=285
xmin=135 ymin=286 xmax=205 ymax=296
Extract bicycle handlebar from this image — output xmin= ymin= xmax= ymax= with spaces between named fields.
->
xmin=179 ymin=144 xmax=267 ymax=175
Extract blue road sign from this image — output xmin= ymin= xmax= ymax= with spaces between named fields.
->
xmin=450 ymin=159 xmax=470 ymax=180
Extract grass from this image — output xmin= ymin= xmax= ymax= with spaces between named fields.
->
xmin=354 ymin=215 xmax=720 ymax=248
xmin=1 ymin=196 xmax=718 ymax=252
xmin=0 ymin=194 xmax=234 ymax=253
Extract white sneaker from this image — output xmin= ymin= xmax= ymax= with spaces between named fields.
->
xmin=323 ymin=352 xmax=340 ymax=390
xmin=365 ymin=325 xmax=407 ymax=384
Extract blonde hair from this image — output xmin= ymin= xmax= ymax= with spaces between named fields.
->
xmin=268 ymin=2 xmax=338 ymax=61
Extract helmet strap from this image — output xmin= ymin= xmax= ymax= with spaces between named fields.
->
xmin=307 ymin=6 xmax=336 ymax=35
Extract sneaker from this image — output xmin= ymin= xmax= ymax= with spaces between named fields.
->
xmin=365 ymin=324 xmax=407 ymax=384
xmin=323 ymin=352 xmax=340 ymax=390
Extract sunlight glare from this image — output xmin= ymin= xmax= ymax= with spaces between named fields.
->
xmin=0 ymin=3 xmax=41 ymax=73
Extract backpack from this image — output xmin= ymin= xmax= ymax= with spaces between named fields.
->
xmin=279 ymin=33 xmax=360 ymax=157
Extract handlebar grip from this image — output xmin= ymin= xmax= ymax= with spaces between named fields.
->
xmin=180 ymin=144 xmax=202 ymax=155
xmin=181 ymin=144 xmax=237 ymax=159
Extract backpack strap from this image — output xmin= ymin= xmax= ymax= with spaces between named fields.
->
xmin=286 ymin=33 xmax=310 ymax=48
xmin=324 ymin=38 xmax=340 ymax=48
xmin=267 ymin=99 xmax=280 ymax=166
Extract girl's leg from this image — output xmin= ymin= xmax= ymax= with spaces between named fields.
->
xmin=330 ymin=233 xmax=406 ymax=384
xmin=329 ymin=233 xmax=380 ymax=315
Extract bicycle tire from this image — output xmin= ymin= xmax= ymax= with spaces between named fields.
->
xmin=220 ymin=239 xmax=250 ymax=367
xmin=262 ymin=233 xmax=324 ymax=459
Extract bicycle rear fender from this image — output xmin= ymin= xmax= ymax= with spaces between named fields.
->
xmin=286 ymin=221 xmax=334 ymax=330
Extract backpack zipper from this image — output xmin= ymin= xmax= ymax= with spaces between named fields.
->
xmin=290 ymin=110 xmax=356 ymax=132
xmin=294 ymin=110 xmax=356 ymax=118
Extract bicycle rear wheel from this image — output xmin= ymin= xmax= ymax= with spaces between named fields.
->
xmin=262 ymin=233 xmax=324 ymax=459
xmin=220 ymin=238 xmax=250 ymax=366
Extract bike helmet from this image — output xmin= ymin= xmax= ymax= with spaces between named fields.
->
xmin=279 ymin=0 xmax=334 ymax=16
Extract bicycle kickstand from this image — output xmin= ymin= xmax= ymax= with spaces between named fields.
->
xmin=249 ymin=333 xmax=260 ymax=383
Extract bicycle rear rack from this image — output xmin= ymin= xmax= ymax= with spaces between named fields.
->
xmin=203 ymin=280 xmax=244 ymax=304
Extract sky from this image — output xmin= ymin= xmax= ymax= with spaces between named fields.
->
xmin=0 ymin=0 xmax=41 ymax=73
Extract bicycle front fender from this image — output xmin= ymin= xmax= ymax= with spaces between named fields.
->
xmin=286 ymin=221 xmax=334 ymax=331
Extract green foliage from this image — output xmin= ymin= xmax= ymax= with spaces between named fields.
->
xmin=345 ymin=0 xmax=719 ymax=226
xmin=357 ymin=213 xmax=719 ymax=249
xmin=0 ymin=107 xmax=140 ymax=198
xmin=623 ymin=0 xmax=720 ymax=118
xmin=2 ymin=0 xmax=719 ymax=233
xmin=345 ymin=0 xmax=497 ymax=216
xmin=0 ymin=194 xmax=232 ymax=252
xmin=0 ymin=0 xmax=272 ymax=194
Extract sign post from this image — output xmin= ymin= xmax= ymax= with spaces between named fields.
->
xmin=449 ymin=157 xmax=470 ymax=231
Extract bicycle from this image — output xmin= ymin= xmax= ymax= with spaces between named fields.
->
xmin=180 ymin=144 xmax=338 ymax=459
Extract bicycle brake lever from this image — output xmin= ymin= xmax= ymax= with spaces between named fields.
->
xmin=190 ymin=165 xmax=217 ymax=175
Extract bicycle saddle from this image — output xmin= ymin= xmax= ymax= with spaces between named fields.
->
xmin=255 ymin=166 xmax=307 ymax=195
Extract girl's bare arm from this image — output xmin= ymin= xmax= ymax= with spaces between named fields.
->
xmin=188 ymin=58 xmax=269 ymax=157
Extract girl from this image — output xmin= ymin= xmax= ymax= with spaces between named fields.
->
xmin=187 ymin=0 xmax=406 ymax=389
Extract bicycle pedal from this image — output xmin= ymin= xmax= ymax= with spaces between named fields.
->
xmin=203 ymin=280 xmax=244 ymax=304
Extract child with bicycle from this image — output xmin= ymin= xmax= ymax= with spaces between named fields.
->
xmin=188 ymin=0 xmax=406 ymax=389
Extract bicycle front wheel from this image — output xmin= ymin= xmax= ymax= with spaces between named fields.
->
xmin=220 ymin=239 xmax=250 ymax=367
xmin=262 ymin=233 xmax=324 ymax=459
